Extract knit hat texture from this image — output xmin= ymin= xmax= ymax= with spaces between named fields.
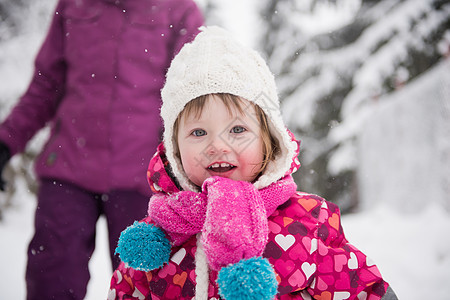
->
xmin=161 ymin=26 xmax=297 ymax=191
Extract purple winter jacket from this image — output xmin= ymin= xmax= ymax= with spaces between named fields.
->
xmin=0 ymin=0 xmax=203 ymax=196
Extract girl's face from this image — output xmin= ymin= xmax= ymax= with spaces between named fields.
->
xmin=177 ymin=95 xmax=264 ymax=187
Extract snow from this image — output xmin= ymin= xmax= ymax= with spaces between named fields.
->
xmin=288 ymin=0 xmax=361 ymax=37
xmin=0 ymin=183 xmax=112 ymax=299
xmin=357 ymin=60 xmax=450 ymax=213
xmin=0 ymin=1 xmax=56 ymax=120
xmin=198 ymin=0 xmax=261 ymax=48
xmin=342 ymin=203 xmax=450 ymax=300
xmin=341 ymin=0 xmax=447 ymax=121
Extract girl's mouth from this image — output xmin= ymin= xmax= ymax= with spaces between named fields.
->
xmin=207 ymin=162 xmax=236 ymax=173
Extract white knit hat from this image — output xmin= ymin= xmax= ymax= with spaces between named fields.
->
xmin=161 ymin=26 xmax=297 ymax=191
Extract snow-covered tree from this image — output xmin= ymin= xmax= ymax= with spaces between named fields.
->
xmin=259 ymin=0 xmax=449 ymax=211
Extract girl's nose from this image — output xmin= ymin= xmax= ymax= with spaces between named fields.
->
xmin=207 ymin=136 xmax=231 ymax=155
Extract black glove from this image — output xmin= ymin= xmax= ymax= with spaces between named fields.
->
xmin=0 ymin=141 xmax=11 ymax=191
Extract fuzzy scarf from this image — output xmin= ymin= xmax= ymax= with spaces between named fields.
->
xmin=148 ymin=175 xmax=297 ymax=270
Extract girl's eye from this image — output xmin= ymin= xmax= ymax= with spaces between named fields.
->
xmin=192 ymin=129 xmax=207 ymax=137
xmin=231 ymin=126 xmax=246 ymax=134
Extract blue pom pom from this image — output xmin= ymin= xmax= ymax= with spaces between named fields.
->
xmin=217 ymin=257 xmax=278 ymax=300
xmin=115 ymin=221 xmax=171 ymax=271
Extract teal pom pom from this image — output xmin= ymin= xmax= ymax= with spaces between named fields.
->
xmin=115 ymin=221 xmax=171 ymax=271
xmin=217 ymin=257 xmax=278 ymax=300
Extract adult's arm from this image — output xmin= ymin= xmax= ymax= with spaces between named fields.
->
xmin=0 ymin=0 xmax=66 ymax=155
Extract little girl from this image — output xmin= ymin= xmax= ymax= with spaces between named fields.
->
xmin=108 ymin=26 xmax=397 ymax=300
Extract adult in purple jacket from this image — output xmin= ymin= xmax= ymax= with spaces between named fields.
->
xmin=0 ymin=0 xmax=203 ymax=299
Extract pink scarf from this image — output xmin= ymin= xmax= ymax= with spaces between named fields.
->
xmin=148 ymin=175 xmax=297 ymax=270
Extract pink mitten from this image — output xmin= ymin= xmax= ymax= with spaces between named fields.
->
xmin=148 ymin=190 xmax=207 ymax=245
xmin=201 ymin=176 xmax=268 ymax=271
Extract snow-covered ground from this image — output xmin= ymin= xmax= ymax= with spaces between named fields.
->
xmin=0 ymin=186 xmax=112 ymax=299
xmin=343 ymin=204 xmax=450 ymax=300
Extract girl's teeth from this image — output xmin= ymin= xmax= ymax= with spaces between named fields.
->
xmin=209 ymin=163 xmax=232 ymax=169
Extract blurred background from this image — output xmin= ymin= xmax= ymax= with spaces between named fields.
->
xmin=0 ymin=0 xmax=449 ymax=299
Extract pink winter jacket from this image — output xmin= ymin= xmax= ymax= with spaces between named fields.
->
xmin=109 ymin=144 xmax=395 ymax=300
